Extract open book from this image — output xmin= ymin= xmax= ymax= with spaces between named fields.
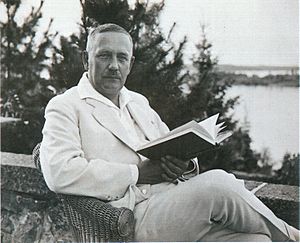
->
xmin=137 ymin=113 xmax=232 ymax=160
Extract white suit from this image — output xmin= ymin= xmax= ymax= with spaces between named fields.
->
xmin=41 ymin=73 xmax=294 ymax=241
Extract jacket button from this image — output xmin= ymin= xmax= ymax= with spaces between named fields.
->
xmin=142 ymin=189 xmax=147 ymax=195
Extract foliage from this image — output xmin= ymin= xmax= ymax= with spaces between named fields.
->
xmin=1 ymin=0 xmax=57 ymax=153
xmin=256 ymin=147 xmax=273 ymax=175
xmin=275 ymin=153 xmax=299 ymax=186
xmin=181 ymin=26 xmax=260 ymax=172
xmin=49 ymin=34 xmax=85 ymax=91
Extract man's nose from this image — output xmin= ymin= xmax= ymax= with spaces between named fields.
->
xmin=108 ymin=56 xmax=118 ymax=71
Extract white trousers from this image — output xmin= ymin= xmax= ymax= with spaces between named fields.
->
xmin=133 ymin=169 xmax=294 ymax=242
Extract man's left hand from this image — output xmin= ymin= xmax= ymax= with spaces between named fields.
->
xmin=160 ymin=155 xmax=190 ymax=183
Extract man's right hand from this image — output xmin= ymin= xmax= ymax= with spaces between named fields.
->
xmin=137 ymin=159 xmax=165 ymax=184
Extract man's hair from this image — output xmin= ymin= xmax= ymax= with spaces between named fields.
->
xmin=86 ymin=23 xmax=133 ymax=52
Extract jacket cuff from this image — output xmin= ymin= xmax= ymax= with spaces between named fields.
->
xmin=182 ymin=158 xmax=199 ymax=179
xmin=129 ymin=164 xmax=139 ymax=185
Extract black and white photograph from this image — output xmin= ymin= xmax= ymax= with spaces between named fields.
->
xmin=1 ymin=0 xmax=299 ymax=242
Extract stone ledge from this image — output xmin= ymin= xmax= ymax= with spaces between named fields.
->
xmin=1 ymin=162 xmax=54 ymax=198
xmin=1 ymin=152 xmax=34 ymax=168
xmin=2 ymin=152 xmax=298 ymax=202
xmin=244 ymin=180 xmax=299 ymax=227
xmin=1 ymin=151 xmax=299 ymax=242
xmin=1 ymin=152 xmax=71 ymax=243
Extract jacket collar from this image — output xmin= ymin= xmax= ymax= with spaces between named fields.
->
xmin=126 ymin=102 xmax=160 ymax=141
xmin=77 ymin=72 xmax=160 ymax=149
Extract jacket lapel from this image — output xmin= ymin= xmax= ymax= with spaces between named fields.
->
xmin=127 ymin=102 xmax=161 ymax=141
xmin=86 ymin=98 xmax=136 ymax=150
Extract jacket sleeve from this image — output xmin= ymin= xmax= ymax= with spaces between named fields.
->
xmin=40 ymin=97 xmax=138 ymax=201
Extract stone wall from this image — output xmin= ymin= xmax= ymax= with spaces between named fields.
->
xmin=1 ymin=152 xmax=299 ymax=242
xmin=1 ymin=153 xmax=73 ymax=243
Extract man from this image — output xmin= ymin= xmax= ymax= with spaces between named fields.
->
xmin=40 ymin=23 xmax=298 ymax=241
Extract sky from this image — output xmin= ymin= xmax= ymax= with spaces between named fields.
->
xmin=1 ymin=0 xmax=299 ymax=66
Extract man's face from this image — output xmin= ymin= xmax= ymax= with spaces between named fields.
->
xmin=85 ymin=31 xmax=134 ymax=99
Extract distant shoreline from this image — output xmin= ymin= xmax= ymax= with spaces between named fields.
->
xmin=217 ymin=64 xmax=299 ymax=72
xmin=216 ymin=72 xmax=299 ymax=87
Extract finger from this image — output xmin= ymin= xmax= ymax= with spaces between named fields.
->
xmin=164 ymin=155 xmax=190 ymax=170
xmin=161 ymin=162 xmax=178 ymax=179
xmin=161 ymin=173 xmax=177 ymax=184
xmin=161 ymin=158 xmax=183 ymax=174
xmin=165 ymin=155 xmax=188 ymax=167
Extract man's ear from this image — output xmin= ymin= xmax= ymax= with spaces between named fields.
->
xmin=82 ymin=51 xmax=89 ymax=70
xmin=129 ymin=56 xmax=135 ymax=71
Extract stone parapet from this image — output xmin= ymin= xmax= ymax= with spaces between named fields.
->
xmin=1 ymin=152 xmax=299 ymax=242
xmin=1 ymin=152 xmax=72 ymax=243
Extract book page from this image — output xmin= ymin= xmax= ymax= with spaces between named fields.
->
xmin=215 ymin=122 xmax=225 ymax=138
xmin=137 ymin=125 xmax=213 ymax=151
xmin=169 ymin=114 xmax=220 ymax=142
xmin=143 ymin=121 xmax=198 ymax=146
xmin=137 ymin=114 xmax=225 ymax=151
xmin=167 ymin=121 xmax=199 ymax=136
xmin=198 ymin=113 xmax=219 ymax=140
xmin=161 ymin=120 xmax=211 ymax=139
xmin=215 ymin=130 xmax=233 ymax=144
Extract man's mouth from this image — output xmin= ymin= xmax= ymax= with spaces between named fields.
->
xmin=103 ymin=75 xmax=121 ymax=80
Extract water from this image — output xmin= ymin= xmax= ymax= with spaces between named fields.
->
xmin=232 ymin=69 xmax=298 ymax=78
xmin=226 ymin=85 xmax=299 ymax=167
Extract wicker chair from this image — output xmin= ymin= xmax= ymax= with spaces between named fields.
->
xmin=32 ymin=143 xmax=135 ymax=242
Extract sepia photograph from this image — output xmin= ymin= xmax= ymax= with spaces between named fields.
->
xmin=1 ymin=0 xmax=299 ymax=242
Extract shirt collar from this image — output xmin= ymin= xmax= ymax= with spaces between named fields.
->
xmin=78 ymin=72 xmax=132 ymax=109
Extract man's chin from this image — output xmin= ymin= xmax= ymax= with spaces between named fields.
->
xmin=98 ymin=86 xmax=123 ymax=98
xmin=103 ymin=77 xmax=121 ymax=82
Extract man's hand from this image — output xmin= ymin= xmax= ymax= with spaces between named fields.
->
xmin=160 ymin=155 xmax=190 ymax=182
xmin=137 ymin=155 xmax=190 ymax=184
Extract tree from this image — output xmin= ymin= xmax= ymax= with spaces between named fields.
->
xmin=49 ymin=34 xmax=85 ymax=91
xmin=182 ymin=25 xmax=260 ymax=172
xmin=1 ymin=0 xmax=56 ymax=153
xmin=275 ymin=153 xmax=299 ymax=186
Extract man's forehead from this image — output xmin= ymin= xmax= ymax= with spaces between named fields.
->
xmin=93 ymin=31 xmax=132 ymax=45
xmin=89 ymin=31 xmax=132 ymax=54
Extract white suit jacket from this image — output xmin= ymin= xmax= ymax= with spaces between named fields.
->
xmin=40 ymin=73 xmax=172 ymax=209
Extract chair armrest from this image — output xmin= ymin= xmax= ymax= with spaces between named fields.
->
xmin=59 ymin=194 xmax=135 ymax=242
xmin=32 ymin=143 xmax=135 ymax=242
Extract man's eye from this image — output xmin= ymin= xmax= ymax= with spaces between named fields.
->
xmin=97 ymin=53 xmax=110 ymax=58
xmin=118 ymin=56 xmax=128 ymax=62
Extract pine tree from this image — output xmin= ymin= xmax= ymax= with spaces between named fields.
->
xmin=1 ymin=0 xmax=56 ymax=153
xmin=49 ymin=34 xmax=85 ymax=91
xmin=127 ymin=1 xmax=187 ymax=128
xmin=184 ymin=25 xmax=260 ymax=172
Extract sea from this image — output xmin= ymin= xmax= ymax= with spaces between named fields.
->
xmin=226 ymin=85 xmax=299 ymax=169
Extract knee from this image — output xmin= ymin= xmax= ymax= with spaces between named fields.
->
xmin=223 ymin=233 xmax=272 ymax=242
xmin=198 ymin=169 xmax=238 ymax=185
xmin=249 ymin=234 xmax=272 ymax=242
xmin=201 ymin=183 xmax=234 ymax=201
xmin=208 ymin=169 xmax=235 ymax=179
xmin=193 ymin=170 xmax=242 ymax=200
